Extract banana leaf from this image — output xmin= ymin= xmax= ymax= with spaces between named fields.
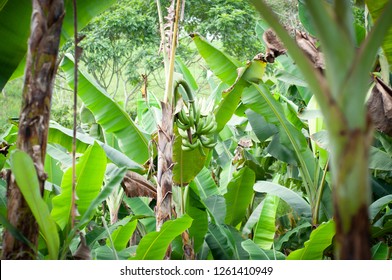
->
xmin=0 ymin=0 xmax=116 ymax=90
xmin=173 ymin=127 xmax=207 ymax=185
xmin=76 ymin=164 xmax=127 ymax=230
xmin=134 ymin=214 xmax=193 ymax=260
xmin=254 ymin=181 xmax=312 ymax=218
xmin=59 ymin=165 xmax=127 ymax=258
xmin=205 ymin=223 xmax=234 ymax=260
xmin=10 ymin=150 xmax=59 ymax=259
xmin=44 ymin=150 xmax=64 ymax=195
xmin=191 ymin=34 xmax=245 ymax=132
xmin=246 ymin=109 xmax=278 ymax=142
xmin=224 ymin=167 xmax=256 ymax=226
xmin=51 ymin=142 xmax=106 ymax=230
xmin=253 ymin=194 xmax=279 ymax=250
xmin=175 ymin=57 xmax=198 ymax=92
xmin=287 ymin=219 xmax=335 ymax=260
xmin=243 ymin=84 xmax=316 ymax=196
xmin=48 ymin=122 xmax=144 ymax=173
xmin=226 ymin=226 xmax=250 ymax=260
xmin=0 ymin=179 xmax=6 ymax=218
xmin=242 ymin=200 xmax=264 ymax=235
xmin=366 ymin=0 xmax=392 ymax=68
xmin=123 ymin=197 xmax=156 ymax=233
xmin=190 ymin=166 xmax=220 ymax=201
xmin=185 ymin=185 xmax=208 ymax=253
xmin=191 ymin=34 xmax=240 ymax=85
xmin=204 ymin=195 xmax=227 ymax=225
xmin=85 ymin=215 xmax=138 ymax=247
xmin=369 ymin=147 xmax=392 ymax=171
xmin=369 ymin=194 xmax=392 ymax=221
xmin=275 ymin=221 xmax=312 ymax=250
xmin=242 ymin=239 xmax=285 ymax=260
xmin=371 ymin=242 xmax=390 ymax=260
xmin=0 ymin=0 xmax=30 ymax=90
xmin=61 ymin=55 xmax=149 ymax=165
xmin=109 ymin=219 xmax=138 ymax=251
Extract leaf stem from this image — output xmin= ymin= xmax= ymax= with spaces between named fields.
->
xmin=71 ymin=0 xmax=78 ymax=230
xmin=313 ymin=157 xmax=329 ymax=225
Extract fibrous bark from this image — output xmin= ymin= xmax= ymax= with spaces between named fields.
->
xmin=156 ymin=102 xmax=174 ymax=259
xmin=2 ymin=0 xmax=64 ymax=260
xmin=122 ymin=171 xmax=157 ymax=199
xmin=156 ymin=102 xmax=173 ymax=228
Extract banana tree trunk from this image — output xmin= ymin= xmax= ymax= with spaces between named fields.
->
xmin=156 ymin=102 xmax=173 ymax=258
xmin=330 ymin=123 xmax=373 ymax=259
xmin=2 ymin=0 xmax=64 ymax=260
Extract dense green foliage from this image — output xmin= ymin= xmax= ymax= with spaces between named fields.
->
xmin=0 ymin=0 xmax=392 ymax=260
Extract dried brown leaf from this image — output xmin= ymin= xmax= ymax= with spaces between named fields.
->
xmin=262 ymin=28 xmax=286 ymax=62
xmin=295 ymin=30 xmax=325 ymax=70
xmin=73 ymin=232 xmax=91 ymax=260
xmin=367 ymin=77 xmax=392 ymax=136
xmin=121 ymin=171 xmax=157 ymax=199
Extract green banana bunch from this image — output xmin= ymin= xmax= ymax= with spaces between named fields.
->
xmin=174 ymin=79 xmax=217 ymax=154
xmin=176 ymin=106 xmax=217 ymax=153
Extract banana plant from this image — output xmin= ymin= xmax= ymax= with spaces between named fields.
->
xmin=0 ymin=0 xmax=118 ymax=259
xmin=191 ymin=34 xmax=331 ymax=226
xmin=250 ymin=0 xmax=392 ymax=259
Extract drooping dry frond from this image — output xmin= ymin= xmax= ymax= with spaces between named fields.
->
xmin=160 ymin=0 xmax=185 ymax=61
xmin=162 ymin=0 xmax=175 ymax=59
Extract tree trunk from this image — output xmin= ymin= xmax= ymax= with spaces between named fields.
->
xmin=2 ymin=0 xmax=64 ymax=260
xmin=156 ymin=101 xmax=173 ymax=259
xmin=331 ymin=124 xmax=373 ymax=259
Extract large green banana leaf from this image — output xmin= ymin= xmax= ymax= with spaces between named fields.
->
xmin=192 ymin=34 xmax=245 ymax=132
xmin=59 ymin=164 xmax=127 ymax=258
xmin=243 ymin=84 xmax=316 ymax=196
xmin=254 ymin=181 xmax=312 ymax=218
xmin=61 ymin=55 xmax=149 ymax=165
xmin=45 ymin=144 xmax=67 ymax=183
xmin=0 ymin=0 xmax=30 ymax=89
xmin=246 ymin=109 xmax=278 ymax=142
xmin=76 ymin=165 xmax=127 ymax=230
xmin=205 ymin=223 xmax=234 ymax=260
xmin=287 ymin=219 xmax=335 ymax=260
xmin=190 ymin=166 xmax=220 ymax=201
xmin=253 ymin=194 xmax=279 ymax=250
xmin=0 ymin=0 xmax=116 ymax=90
xmin=224 ymin=167 xmax=255 ymax=226
xmin=369 ymin=194 xmax=392 ymax=221
xmin=366 ymin=0 xmax=392 ymax=67
xmin=85 ymin=215 xmax=138 ymax=248
xmin=204 ymin=195 xmax=227 ymax=225
xmin=371 ymin=242 xmax=391 ymax=260
xmin=175 ymin=57 xmax=198 ymax=92
xmin=134 ymin=214 xmax=193 ymax=260
xmin=109 ymin=219 xmax=138 ymax=251
xmin=172 ymin=127 xmax=207 ymax=185
xmin=185 ymin=185 xmax=208 ymax=253
xmin=51 ymin=142 xmax=106 ymax=230
xmin=10 ymin=149 xmax=60 ymax=259
xmin=191 ymin=34 xmax=240 ymax=85
xmin=123 ymin=197 xmax=156 ymax=233
xmin=48 ymin=122 xmax=143 ymax=172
